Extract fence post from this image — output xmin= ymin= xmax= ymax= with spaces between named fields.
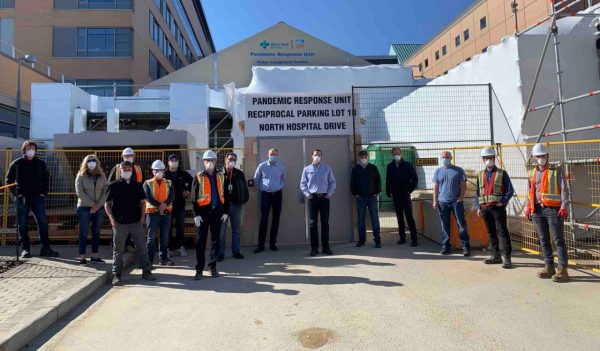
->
xmin=489 ymin=83 xmax=494 ymax=145
xmin=2 ymin=149 xmax=13 ymax=246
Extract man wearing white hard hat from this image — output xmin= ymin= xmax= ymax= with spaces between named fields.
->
xmin=191 ymin=150 xmax=229 ymax=280
xmin=475 ymin=147 xmax=515 ymax=269
xmin=525 ymin=143 xmax=570 ymax=282
xmin=144 ymin=160 xmax=175 ymax=267
xmin=108 ymin=147 xmax=144 ymax=183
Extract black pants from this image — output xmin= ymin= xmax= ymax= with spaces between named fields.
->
xmin=195 ymin=206 xmax=222 ymax=272
xmin=481 ymin=205 xmax=512 ymax=256
xmin=169 ymin=204 xmax=186 ymax=250
xmin=392 ymin=193 xmax=418 ymax=242
xmin=309 ymin=196 xmax=330 ymax=250
xmin=258 ymin=190 xmax=282 ymax=248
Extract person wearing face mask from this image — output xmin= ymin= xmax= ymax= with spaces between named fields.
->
xmin=300 ymin=149 xmax=337 ymax=256
xmin=216 ymin=152 xmax=249 ymax=261
xmin=164 ymin=154 xmax=193 ymax=258
xmin=386 ymin=147 xmax=419 ymax=247
xmin=191 ymin=150 xmax=229 ymax=280
xmin=475 ymin=147 xmax=514 ymax=269
xmin=524 ymin=143 xmax=570 ymax=282
xmin=351 ymin=150 xmax=382 ymax=248
xmin=5 ymin=140 xmax=58 ymax=258
xmin=253 ymin=148 xmax=286 ymax=253
xmin=144 ymin=160 xmax=175 ymax=267
xmin=432 ymin=150 xmax=471 ymax=256
xmin=107 ymin=147 xmax=144 ymax=183
xmin=75 ymin=154 xmax=108 ymax=265
xmin=105 ymin=161 xmax=156 ymax=286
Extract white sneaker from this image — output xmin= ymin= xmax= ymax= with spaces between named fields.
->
xmin=179 ymin=246 xmax=187 ymax=257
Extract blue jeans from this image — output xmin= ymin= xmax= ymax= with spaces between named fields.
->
xmin=532 ymin=206 xmax=568 ymax=268
xmin=357 ymin=195 xmax=380 ymax=243
xmin=438 ymin=201 xmax=470 ymax=250
xmin=77 ymin=206 xmax=105 ymax=255
xmin=17 ymin=195 xmax=50 ymax=252
xmin=219 ymin=203 xmax=243 ymax=256
xmin=146 ymin=212 xmax=172 ymax=263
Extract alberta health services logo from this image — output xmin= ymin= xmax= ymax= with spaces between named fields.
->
xmin=259 ymin=39 xmax=305 ymax=49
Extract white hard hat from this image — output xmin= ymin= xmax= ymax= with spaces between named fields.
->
xmin=202 ymin=150 xmax=217 ymax=160
xmin=151 ymin=160 xmax=165 ymax=170
xmin=532 ymin=143 xmax=549 ymax=156
xmin=480 ymin=147 xmax=496 ymax=157
xmin=122 ymin=147 xmax=135 ymax=156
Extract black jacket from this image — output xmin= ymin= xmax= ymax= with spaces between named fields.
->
xmin=165 ymin=169 xmax=193 ymax=207
xmin=191 ymin=170 xmax=229 ymax=216
xmin=351 ymin=163 xmax=381 ymax=197
xmin=222 ymin=167 xmax=249 ymax=206
xmin=5 ymin=156 xmax=49 ymax=197
xmin=386 ymin=160 xmax=418 ymax=197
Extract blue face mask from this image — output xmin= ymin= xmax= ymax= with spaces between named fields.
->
xmin=269 ymin=155 xmax=278 ymax=162
xmin=442 ymin=158 xmax=451 ymax=166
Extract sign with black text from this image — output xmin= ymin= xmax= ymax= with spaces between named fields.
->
xmin=244 ymin=93 xmax=353 ymax=137
xmin=416 ymin=158 xmax=439 ymax=166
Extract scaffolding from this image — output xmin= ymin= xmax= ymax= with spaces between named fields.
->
xmin=515 ymin=0 xmax=600 ymax=236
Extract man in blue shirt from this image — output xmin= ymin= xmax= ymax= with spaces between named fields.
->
xmin=433 ymin=151 xmax=471 ymax=256
xmin=253 ymin=148 xmax=286 ymax=253
xmin=300 ymin=149 xmax=337 ymax=256
xmin=475 ymin=147 xmax=515 ymax=269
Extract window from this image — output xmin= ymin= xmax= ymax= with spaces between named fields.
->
xmin=466 ymin=57 xmax=471 ymax=61
xmin=149 ymin=13 xmax=185 ymax=68
xmin=482 ymin=47 xmax=488 ymax=53
xmin=76 ymin=28 xmax=132 ymax=57
xmin=464 ymin=29 xmax=470 ymax=41
xmin=54 ymin=0 xmax=132 ymax=9
xmin=424 ymin=58 xmax=429 ymax=67
xmin=75 ymin=79 xmax=133 ymax=96
xmin=0 ymin=0 xmax=15 ymax=8
xmin=0 ymin=18 xmax=14 ymax=56
xmin=442 ymin=45 xmax=447 ymax=56
xmin=149 ymin=51 xmax=168 ymax=80
xmin=435 ymin=51 xmax=439 ymax=60
xmin=480 ymin=16 xmax=487 ymax=30
xmin=418 ymin=63 xmax=422 ymax=72
xmin=455 ymin=36 xmax=460 ymax=47
xmin=443 ymin=71 xmax=448 ymax=75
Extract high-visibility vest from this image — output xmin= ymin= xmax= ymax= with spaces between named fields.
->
xmin=195 ymin=172 xmax=225 ymax=206
xmin=145 ymin=178 xmax=173 ymax=214
xmin=116 ymin=164 xmax=143 ymax=183
xmin=478 ymin=168 xmax=504 ymax=206
xmin=528 ymin=165 xmax=562 ymax=211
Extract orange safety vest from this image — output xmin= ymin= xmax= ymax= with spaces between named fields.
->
xmin=195 ymin=172 xmax=225 ymax=206
xmin=477 ymin=168 xmax=504 ymax=206
xmin=528 ymin=165 xmax=562 ymax=211
xmin=116 ymin=164 xmax=143 ymax=183
xmin=145 ymin=178 xmax=173 ymax=214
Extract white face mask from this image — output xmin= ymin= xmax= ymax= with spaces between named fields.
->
xmin=313 ymin=156 xmax=321 ymax=164
xmin=359 ymin=158 xmax=368 ymax=166
xmin=26 ymin=149 xmax=35 ymax=158
xmin=87 ymin=161 xmax=97 ymax=170
xmin=155 ymin=171 xmax=164 ymax=180
xmin=205 ymin=161 xmax=215 ymax=171
xmin=227 ymin=161 xmax=236 ymax=169
xmin=537 ymin=157 xmax=547 ymax=166
xmin=121 ymin=171 xmax=132 ymax=180
xmin=485 ymin=159 xmax=495 ymax=168
xmin=169 ymin=161 xmax=178 ymax=170
xmin=125 ymin=157 xmax=134 ymax=163
xmin=393 ymin=155 xmax=402 ymax=162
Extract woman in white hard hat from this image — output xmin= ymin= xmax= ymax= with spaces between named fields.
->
xmin=144 ymin=160 xmax=175 ymax=267
xmin=525 ymin=143 xmax=570 ymax=282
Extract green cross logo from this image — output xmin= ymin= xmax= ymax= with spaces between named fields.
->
xmin=260 ymin=40 xmax=269 ymax=49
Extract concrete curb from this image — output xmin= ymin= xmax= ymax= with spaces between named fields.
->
xmin=0 ymin=252 xmax=135 ymax=351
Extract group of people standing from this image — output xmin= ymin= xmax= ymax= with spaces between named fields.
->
xmin=5 ymin=140 xmax=572 ymax=286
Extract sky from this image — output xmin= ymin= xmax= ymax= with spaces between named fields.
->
xmin=201 ymin=0 xmax=476 ymax=55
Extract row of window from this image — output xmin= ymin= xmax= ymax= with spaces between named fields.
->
xmin=150 ymin=13 xmax=184 ymax=70
xmin=152 ymin=0 xmax=195 ymax=63
xmin=149 ymin=51 xmax=168 ymax=80
xmin=73 ymin=79 xmax=133 ymax=96
xmin=418 ymin=16 xmax=488 ymax=72
xmin=418 ymin=46 xmax=488 ymax=73
xmin=52 ymin=27 xmax=132 ymax=57
xmin=54 ymin=0 xmax=132 ymax=9
xmin=0 ymin=0 xmax=14 ymax=8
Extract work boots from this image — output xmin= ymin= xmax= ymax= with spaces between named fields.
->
xmin=501 ymin=255 xmax=512 ymax=269
xmin=537 ymin=266 xmax=556 ymax=279
xmin=484 ymin=253 xmax=502 ymax=265
xmin=552 ymin=268 xmax=570 ymax=283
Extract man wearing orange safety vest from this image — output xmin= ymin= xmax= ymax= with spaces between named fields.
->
xmin=144 ymin=160 xmax=175 ymax=267
xmin=475 ymin=147 xmax=514 ymax=269
xmin=108 ymin=147 xmax=144 ymax=183
xmin=192 ymin=150 xmax=229 ymax=280
xmin=525 ymin=143 xmax=570 ymax=283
